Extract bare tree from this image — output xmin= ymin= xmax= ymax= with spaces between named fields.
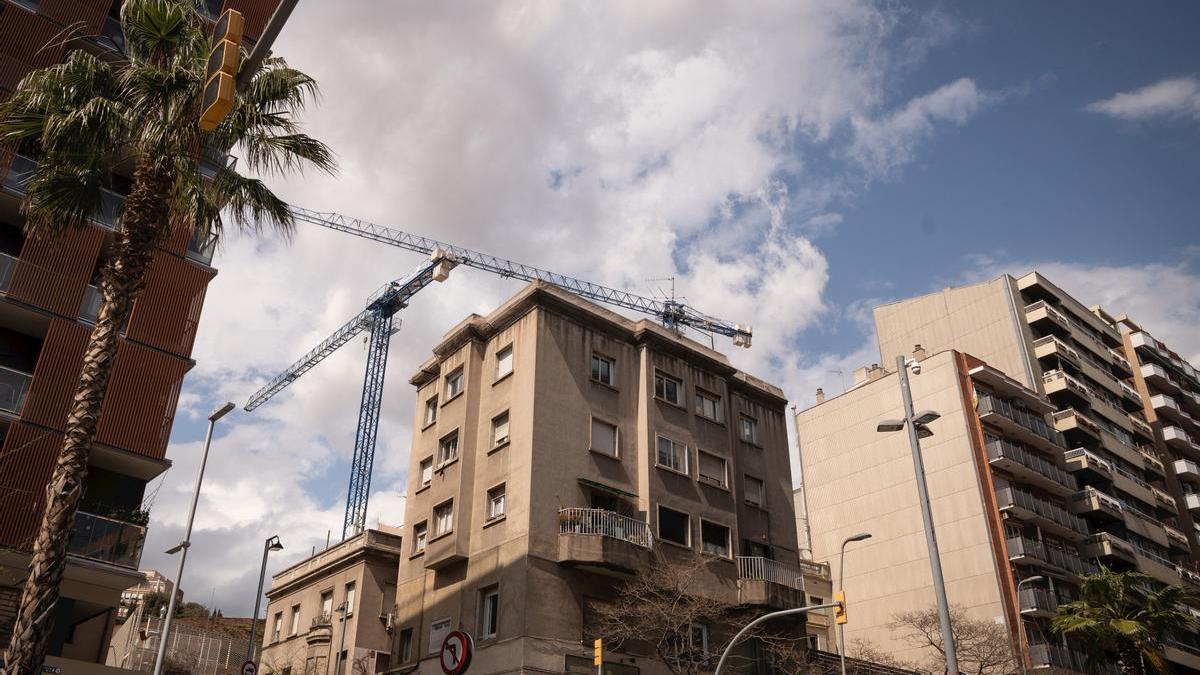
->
xmin=889 ymin=605 xmax=1017 ymax=675
xmin=849 ymin=639 xmax=921 ymax=672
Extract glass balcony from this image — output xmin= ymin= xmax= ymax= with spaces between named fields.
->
xmin=187 ymin=228 xmax=218 ymax=266
xmin=977 ymin=392 xmax=1064 ymax=447
xmin=1019 ymin=587 xmax=1060 ymax=615
xmin=97 ymin=16 xmax=125 ymax=53
xmin=0 ymin=364 xmax=32 ymax=414
xmin=996 ymin=487 xmax=1088 ymax=538
xmin=3 ymin=155 xmax=124 ymax=230
xmin=80 ymin=285 xmax=102 ymax=323
xmin=2 ymin=154 xmax=36 ymax=195
xmin=986 ymin=438 xmax=1077 ymax=493
xmin=68 ymin=510 xmax=146 ymax=569
xmin=0 ymin=251 xmax=16 ymax=292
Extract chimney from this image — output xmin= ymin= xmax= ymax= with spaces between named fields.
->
xmin=815 ymin=388 xmax=825 ymax=404
xmin=867 ymin=363 xmax=884 ymax=382
xmin=912 ymin=343 xmax=926 ymax=361
xmin=852 ymin=366 xmax=868 ymax=385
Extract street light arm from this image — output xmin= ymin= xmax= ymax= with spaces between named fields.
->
xmin=713 ymin=603 xmax=841 ymax=675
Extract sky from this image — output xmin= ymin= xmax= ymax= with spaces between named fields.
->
xmin=135 ymin=1 xmax=1200 ymax=616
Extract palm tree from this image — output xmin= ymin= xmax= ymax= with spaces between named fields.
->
xmin=0 ymin=1 xmax=333 ymax=673
xmin=1051 ymin=567 xmax=1197 ymax=675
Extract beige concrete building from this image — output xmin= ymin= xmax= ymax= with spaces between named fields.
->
xmin=390 ymin=281 xmax=805 ymax=674
xmin=116 ymin=569 xmax=180 ymax=622
xmin=259 ymin=529 xmax=402 ymax=675
xmin=797 ymin=272 xmax=1200 ymax=672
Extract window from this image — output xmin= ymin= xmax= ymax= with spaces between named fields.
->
xmin=697 ymin=450 xmax=727 ymax=487
xmin=656 ymin=435 xmax=688 ymax=473
xmin=695 ymin=390 xmax=722 ymax=422
xmin=429 ymin=618 xmax=451 ymax=655
xmin=486 ymin=484 xmax=506 ymax=521
xmin=289 ymin=605 xmax=301 ymax=636
xmin=744 ymin=475 xmax=765 ymax=507
xmin=495 ymin=345 xmax=513 ymax=379
xmin=591 ymin=354 xmax=615 ymax=386
xmin=423 ymin=396 xmax=438 ymax=426
xmin=399 ymin=628 xmax=413 ymax=662
xmin=419 ymin=458 xmax=433 ymax=487
xmin=320 ymin=591 xmax=333 ymax=619
xmin=437 ymin=431 xmax=459 ymax=466
xmin=590 ymin=418 xmax=618 ymax=457
xmin=344 ymin=583 xmax=355 ymax=615
xmin=412 ymin=521 xmax=428 ymax=553
xmin=479 ymin=585 xmax=499 ymax=640
xmin=272 ymin=612 xmax=282 ymax=642
xmin=700 ymin=520 xmax=730 ymax=557
xmin=655 ymin=371 xmax=683 ymax=405
xmin=433 ymin=500 xmax=454 ymax=537
xmin=658 ymin=505 xmax=690 ymax=547
xmin=743 ymin=540 xmax=770 ymax=558
xmin=492 ymin=411 xmax=510 ymax=447
xmin=444 ymin=368 xmax=464 ymax=399
xmin=739 ymin=415 xmax=758 ymax=444
xmin=689 ymin=624 xmax=709 ymax=655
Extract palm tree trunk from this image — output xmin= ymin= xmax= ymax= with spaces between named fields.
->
xmin=1117 ymin=644 xmax=1144 ymax=675
xmin=1 ymin=160 xmax=172 ymax=675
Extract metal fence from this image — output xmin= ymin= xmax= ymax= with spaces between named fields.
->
xmin=735 ymin=556 xmax=804 ymax=591
xmin=558 ymin=508 xmax=652 ymax=548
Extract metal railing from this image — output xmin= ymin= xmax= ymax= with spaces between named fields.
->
xmin=1033 ymin=334 xmax=1080 ymax=363
xmin=0 ymin=364 xmax=32 ymax=414
xmin=1043 ymin=369 xmax=1092 ymax=398
xmin=1019 ymin=587 xmax=1059 ymax=613
xmin=558 ymin=508 xmax=652 ymax=549
xmin=996 ymin=487 xmax=1089 ymax=534
xmin=1006 ymin=536 xmax=1095 ymax=575
xmin=1073 ymin=486 xmax=1123 ymax=513
xmin=68 ymin=510 xmax=145 ymax=568
xmin=797 ymin=559 xmax=831 ymax=579
xmin=310 ymin=613 xmax=332 ymax=629
xmin=1064 ymin=447 xmax=1113 ymax=473
xmin=977 ymin=392 xmax=1064 ymax=446
xmin=986 ymin=438 xmax=1077 ymax=490
xmin=1028 ymin=643 xmax=1086 ymax=670
xmin=736 ymin=556 xmax=804 ymax=591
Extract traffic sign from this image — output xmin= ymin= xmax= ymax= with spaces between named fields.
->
xmin=439 ymin=630 xmax=473 ymax=674
xmin=241 ymin=661 xmax=257 ymax=675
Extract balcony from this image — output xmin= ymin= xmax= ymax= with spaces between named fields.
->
xmin=736 ymin=556 xmax=805 ymax=608
xmin=1028 ymin=643 xmax=1085 ymax=671
xmin=1081 ymin=532 xmax=1137 ymax=565
xmin=977 ymin=393 xmax=1064 ymax=449
xmin=558 ymin=508 xmax=652 ymax=572
xmin=1033 ymin=335 xmax=1081 ymax=368
xmin=306 ymin=614 xmax=332 ymax=645
xmin=1071 ymin=487 xmax=1123 ymax=523
xmin=1006 ymin=536 xmax=1095 ymax=576
xmin=1142 ymin=362 xmax=1176 ymax=393
xmin=1 ymin=154 xmax=123 ymax=231
xmin=0 ymin=365 xmax=32 ymax=415
xmin=80 ymin=285 xmax=102 ymax=324
xmin=1174 ymin=458 xmax=1200 ymax=484
xmin=2 ymin=154 xmax=36 ymax=195
xmin=1128 ymin=414 xmax=1155 ymax=440
xmin=1042 ymin=369 xmax=1092 ymax=405
xmin=0 ymin=251 xmax=16 ymax=292
xmin=1163 ymin=426 xmax=1200 ymax=457
xmin=67 ymin=510 xmax=146 ymax=569
xmin=1119 ymin=380 xmax=1143 ymax=410
xmin=1064 ymin=448 xmax=1114 ymax=482
xmin=986 ymin=439 xmax=1076 ymax=496
xmin=187 ymin=228 xmax=218 ymax=266
xmin=1025 ymin=300 xmax=1071 ymax=336
xmin=1110 ymin=349 xmax=1133 ymax=377
xmin=1164 ymin=525 xmax=1190 ymax=552
xmin=996 ymin=487 xmax=1088 ymax=540
xmin=1139 ymin=447 xmax=1165 ymax=477
xmin=1018 ymin=587 xmax=1060 ymax=618
xmin=1185 ymin=493 xmax=1200 ymax=514
xmin=1053 ymin=408 xmax=1100 ymax=441
xmin=1151 ymin=485 xmax=1177 ymax=512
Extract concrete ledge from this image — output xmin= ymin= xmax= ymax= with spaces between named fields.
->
xmin=556 ymin=534 xmax=650 ymax=572
xmin=737 ymin=579 xmax=804 ymax=609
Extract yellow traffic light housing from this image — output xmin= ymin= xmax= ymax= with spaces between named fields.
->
xmin=593 ymin=638 xmax=602 ymax=666
xmin=199 ymin=9 xmax=244 ymax=132
xmin=834 ymin=590 xmax=847 ymax=625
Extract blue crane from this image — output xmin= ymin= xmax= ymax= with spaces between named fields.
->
xmin=244 ymin=206 xmax=752 ymax=539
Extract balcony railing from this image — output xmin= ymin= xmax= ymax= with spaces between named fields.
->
xmin=2 ymin=154 xmax=36 ymax=194
xmin=797 ymin=559 xmax=831 ymax=579
xmin=1074 ymin=486 xmax=1123 ymax=514
xmin=558 ymin=508 xmax=652 ymax=549
xmin=1033 ymin=334 xmax=1081 ymax=364
xmin=986 ymin=439 xmax=1077 ymax=491
xmin=0 ymin=365 xmax=32 ymax=414
xmin=98 ymin=16 xmax=125 ymax=53
xmin=1028 ymin=643 xmax=1086 ymax=670
xmin=977 ymin=393 xmax=1064 ymax=446
xmin=1019 ymin=587 xmax=1060 ymax=614
xmin=68 ymin=510 xmax=145 ymax=568
xmin=736 ymin=556 xmax=805 ymax=591
xmin=0 ymin=251 xmax=16 ymax=292
xmin=80 ymin=285 xmax=102 ymax=323
xmin=1006 ymin=536 xmax=1095 ymax=575
xmin=996 ymin=487 xmax=1088 ymax=535
xmin=2 ymin=154 xmax=124 ymax=230
xmin=310 ymin=613 xmax=332 ymax=629
xmin=1043 ymin=369 xmax=1093 ymax=399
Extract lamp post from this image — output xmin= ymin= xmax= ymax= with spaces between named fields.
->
xmin=875 ymin=354 xmax=959 ymax=674
xmin=247 ymin=535 xmax=284 ymax=661
xmin=1014 ymin=575 xmax=1045 ymax=675
xmin=152 ymin=402 xmax=236 ymax=675
xmin=713 ymin=602 xmax=841 ymax=675
xmin=838 ymin=532 xmax=872 ymax=675
xmin=332 ymin=601 xmax=349 ymax=675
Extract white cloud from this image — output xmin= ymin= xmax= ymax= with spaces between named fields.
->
xmin=139 ymin=1 xmax=989 ymax=615
xmin=1086 ymin=76 xmax=1200 ymax=123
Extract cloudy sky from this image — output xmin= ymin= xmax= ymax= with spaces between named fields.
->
xmin=138 ymin=1 xmax=1200 ymax=615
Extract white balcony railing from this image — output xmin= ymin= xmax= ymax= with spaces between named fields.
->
xmin=558 ymin=508 xmax=652 ymax=549
xmin=736 ymin=556 xmax=805 ymax=591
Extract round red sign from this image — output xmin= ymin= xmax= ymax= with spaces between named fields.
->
xmin=439 ymin=630 xmax=473 ymax=675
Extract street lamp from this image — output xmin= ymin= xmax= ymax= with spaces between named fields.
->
xmin=247 ymin=535 xmax=284 ymax=661
xmin=1014 ymin=575 xmax=1045 ymax=675
xmin=332 ymin=601 xmax=350 ymax=675
xmin=875 ymin=355 xmax=959 ymax=674
xmin=152 ymin=402 xmax=236 ymax=675
xmin=838 ymin=532 xmax=872 ymax=675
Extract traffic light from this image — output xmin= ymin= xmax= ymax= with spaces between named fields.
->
xmin=199 ymin=9 xmax=244 ymax=131
xmin=834 ymin=590 xmax=847 ymax=625
xmin=593 ymin=638 xmax=602 ymax=666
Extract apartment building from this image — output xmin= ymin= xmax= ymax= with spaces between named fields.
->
xmin=796 ymin=271 xmax=1199 ymax=671
xmin=116 ymin=569 xmax=181 ymax=622
xmin=0 ymin=1 xmax=281 ymax=672
xmin=390 ymin=281 xmax=804 ymax=674
xmin=258 ymin=529 xmax=402 ymax=675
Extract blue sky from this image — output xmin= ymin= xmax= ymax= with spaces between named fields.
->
xmin=139 ymin=2 xmax=1200 ymax=615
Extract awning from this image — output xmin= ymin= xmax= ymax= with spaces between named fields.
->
xmin=576 ymin=477 xmax=638 ymax=500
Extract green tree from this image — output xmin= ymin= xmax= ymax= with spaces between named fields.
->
xmin=0 ymin=2 xmax=333 ymax=673
xmin=140 ymin=591 xmax=170 ymax=617
xmin=1051 ymin=568 xmax=1197 ymax=675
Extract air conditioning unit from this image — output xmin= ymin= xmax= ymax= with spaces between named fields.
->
xmin=383 ymin=612 xmax=396 ymax=632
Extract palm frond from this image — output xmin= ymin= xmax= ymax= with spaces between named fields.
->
xmin=209 ymin=166 xmax=295 ymax=237
xmin=19 ymin=163 xmax=109 ymax=238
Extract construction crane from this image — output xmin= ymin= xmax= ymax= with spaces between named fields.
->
xmin=244 ymin=205 xmax=753 ymax=539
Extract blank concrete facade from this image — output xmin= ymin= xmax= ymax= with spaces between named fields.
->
xmin=798 ymin=272 xmax=1200 ymax=672
xmin=390 ymin=282 xmax=804 ymax=674
xmin=259 ymin=529 xmax=402 ymax=675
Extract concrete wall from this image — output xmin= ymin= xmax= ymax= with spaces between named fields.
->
xmin=798 ymin=351 xmax=1006 ymax=665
